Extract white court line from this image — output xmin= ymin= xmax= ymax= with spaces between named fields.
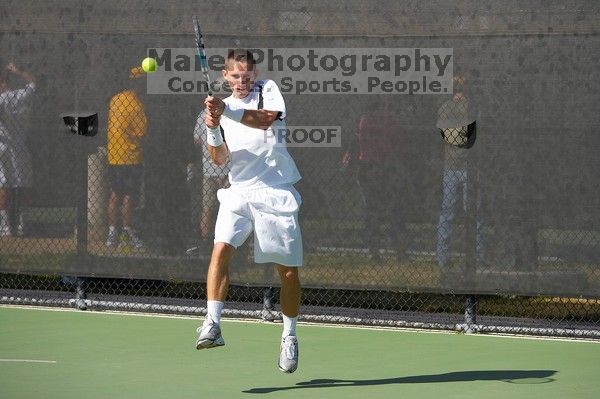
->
xmin=2 ymin=304 xmax=599 ymax=344
xmin=0 ymin=359 xmax=56 ymax=364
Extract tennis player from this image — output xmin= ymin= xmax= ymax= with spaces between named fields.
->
xmin=196 ymin=49 xmax=302 ymax=374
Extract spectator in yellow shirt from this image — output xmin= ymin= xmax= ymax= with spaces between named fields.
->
xmin=105 ymin=66 xmax=147 ymax=249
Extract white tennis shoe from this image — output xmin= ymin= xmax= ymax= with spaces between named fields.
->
xmin=278 ymin=335 xmax=299 ymax=373
xmin=196 ymin=323 xmax=225 ymax=349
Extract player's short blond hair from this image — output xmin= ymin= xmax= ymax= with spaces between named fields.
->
xmin=226 ymin=49 xmax=256 ymax=70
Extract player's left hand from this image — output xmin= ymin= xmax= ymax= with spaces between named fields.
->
xmin=205 ymin=96 xmax=225 ymax=118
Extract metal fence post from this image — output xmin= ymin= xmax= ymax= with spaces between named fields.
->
xmin=75 ymin=277 xmax=87 ymax=310
xmin=464 ymin=295 xmax=477 ymax=334
xmin=261 ymin=287 xmax=279 ymax=321
xmin=76 ymin=138 xmax=89 ymax=256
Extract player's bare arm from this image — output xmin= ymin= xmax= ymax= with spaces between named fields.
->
xmin=208 ymin=144 xmax=228 ymax=166
xmin=203 ymin=102 xmax=228 ymax=166
xmin=205 ymin=95 xmax=280 ymax=130
xmin=239 ymin=109 xmax=280 ymax=130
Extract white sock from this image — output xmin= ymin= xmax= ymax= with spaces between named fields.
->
xmin=282 ymin=315 xmax=298 ymax=338
xmin=206 ymin=300 xmax=224 ymax=325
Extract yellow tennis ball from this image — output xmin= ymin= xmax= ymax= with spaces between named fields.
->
xmin=141 ymin=57 xmax=157 ymax=73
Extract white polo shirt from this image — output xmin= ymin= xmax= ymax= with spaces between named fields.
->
xmin=219 ymin=79 xmax=301 ymax=189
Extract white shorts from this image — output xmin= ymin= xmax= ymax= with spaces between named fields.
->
xmin=214 ymin=184 xmax=303 ymax=266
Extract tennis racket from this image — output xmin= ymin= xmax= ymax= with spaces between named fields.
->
xmin=192 ymin=16 xmax=212 ymax=96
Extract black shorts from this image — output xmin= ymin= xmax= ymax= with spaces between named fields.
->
xmin=108 ymin=165 xmax=142 ymax=197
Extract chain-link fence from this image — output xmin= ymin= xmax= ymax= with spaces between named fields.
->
xmin=1 ymin=0 xmax=600 ymax=338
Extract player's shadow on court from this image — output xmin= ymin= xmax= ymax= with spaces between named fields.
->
xmin=243 ymin=370 xmax=557 ymax=394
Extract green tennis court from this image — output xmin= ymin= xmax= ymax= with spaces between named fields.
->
xmin=1 ymin=306 xmax=599 ymax=399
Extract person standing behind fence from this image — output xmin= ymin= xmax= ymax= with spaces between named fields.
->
xmin=105 ymin=66 xmax=147 ymax=249
xmin=341 ymin=96 xmax=406 ymax=261
xmin=436 ymin=74 xmax=483 ymax=276
xmin=0 ymin=63 xmax=35 ymax=237
xmin=187 ymin=110 xmax=230 ymax=253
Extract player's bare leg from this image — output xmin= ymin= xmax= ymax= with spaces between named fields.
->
xmin=105 ymin=191 xmax=121 ymax=246
xmin=277 ymin=265 xmax=300 ymax=373
xmin=120 ymin=195 xmax=143 ymax=248
xmin=197 ymin=242 xmax=235 ymax=349
xmin=207 ymin=242 xmax=235 ymax=301
xmin=107 ymin=191 xmax=120 ymax=227
xmin=121 ymin=195 xmax=133 ymax=228
xmin=277 ymin=265 xmax=300 ymax=318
